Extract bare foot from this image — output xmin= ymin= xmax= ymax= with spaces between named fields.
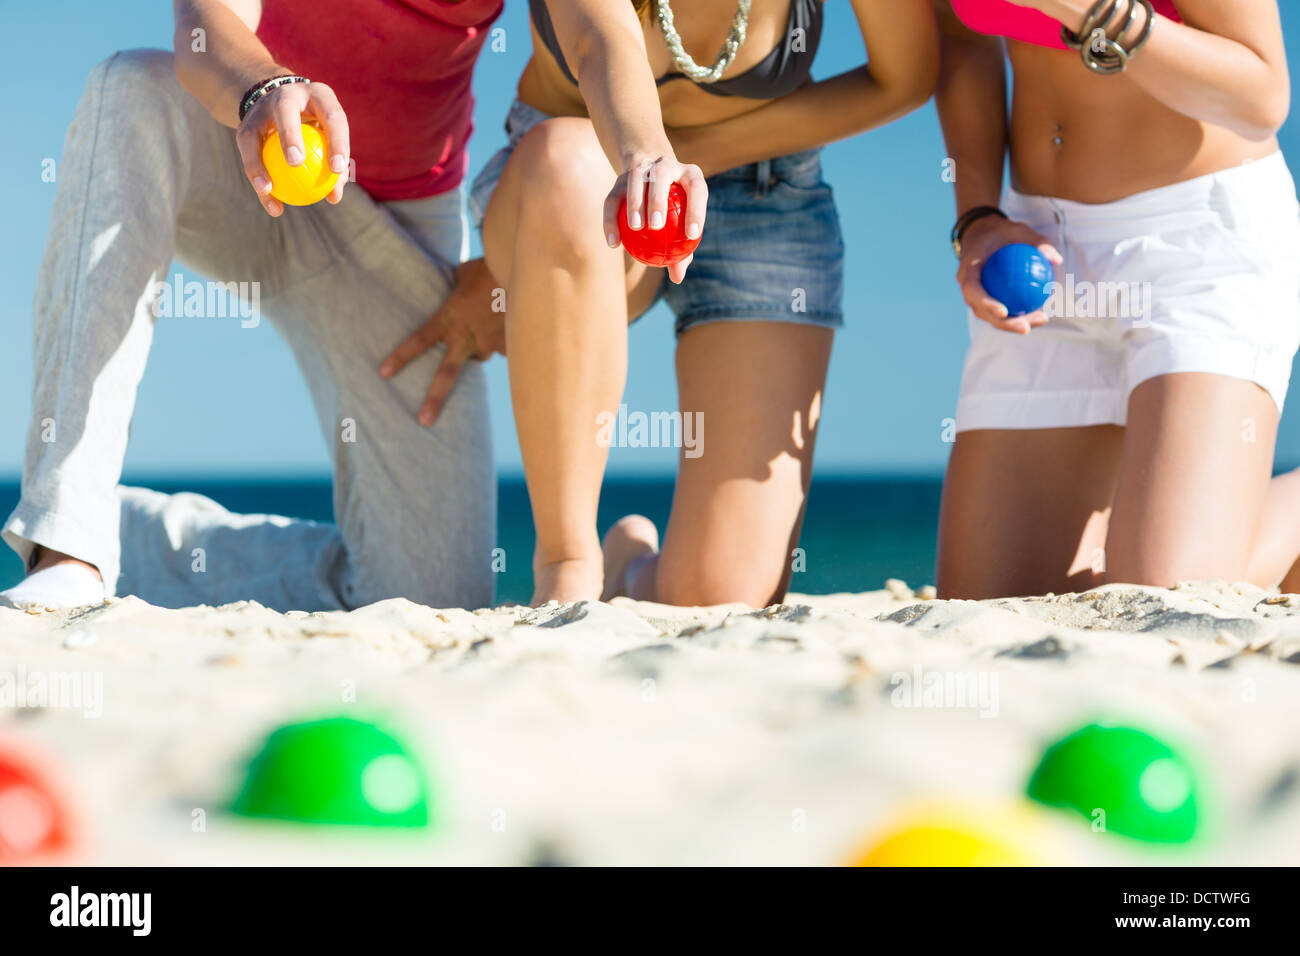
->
xmin=531 ymin=556 xmax=604 ymax=606
xmin=30 ymin=546 xmax=103 ymax=581
xmin=601 ymin=515 xmax=659 ymax=602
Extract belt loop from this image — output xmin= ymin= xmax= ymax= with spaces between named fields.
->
xmin=1048 ymin=198 xmax=1067 ymax=249
xmin=756 ymin=159 xmax=772 ymax=197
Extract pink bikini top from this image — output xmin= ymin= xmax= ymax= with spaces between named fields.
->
xmin=950 ymin=0 xmax=1180 ymax=50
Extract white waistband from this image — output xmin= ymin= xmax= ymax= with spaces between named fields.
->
xmin=1006 ymin=151 xmax=1297 ymax=225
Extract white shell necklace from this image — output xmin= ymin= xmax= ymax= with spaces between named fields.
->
xmin=655 ymin=0 xmax=754 ymax=84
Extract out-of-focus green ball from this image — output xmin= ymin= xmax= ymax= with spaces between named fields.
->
xmin=1028 ymin=722 xmax=1200 ymax=844
xmin=231 ymin=716 xmax=430 ymax=828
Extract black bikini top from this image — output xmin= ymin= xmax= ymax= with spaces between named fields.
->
xmin=529 ymin=0 xmax=823 ymax=100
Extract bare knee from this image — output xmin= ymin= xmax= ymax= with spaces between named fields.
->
xmin=1102 ymin=567 xmax=1180 ymax=589
xmin=1104 ymin=521 xmax=1254 ymax=589
xmin=100 ymin=49 xmax=178 ymax=96
xmin=1103 ymin=555 xmax=1248 ymax=590
xmin=83 ymin=50 xmax=188 ymax=132
xmin=510 ymin=118 xmax=615 ymax=252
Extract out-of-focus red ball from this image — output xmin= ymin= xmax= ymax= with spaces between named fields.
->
xmin=0 ymin=745 xmax=76 ymax=863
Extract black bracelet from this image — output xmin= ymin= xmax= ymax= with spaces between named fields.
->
xmin=238 ymin=74 xmax=310 ymax=122
xmin=951 ymin=205 xmax=1007 ymax=256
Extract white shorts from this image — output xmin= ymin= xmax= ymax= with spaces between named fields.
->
xmin=955 ymin=152 xmax=1300 ymax=431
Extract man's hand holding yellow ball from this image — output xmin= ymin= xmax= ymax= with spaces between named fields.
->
xmin=234 ymin=78 xmax=350 ymax=217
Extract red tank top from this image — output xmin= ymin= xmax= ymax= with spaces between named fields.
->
xmin=950 ymin=0 xmax=1180 ymax=50
xmin=256 ymin=0 xmax=503 ymax=201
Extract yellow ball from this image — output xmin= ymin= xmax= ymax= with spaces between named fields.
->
xmin=852 ymin=805 xmax=1042 ymax=867
xmin=261 ymin=122 xmax=339 ymax=207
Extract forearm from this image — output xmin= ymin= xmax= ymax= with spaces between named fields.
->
xmin=547 ymin=0 xmax=675 ymax=169
xmin=574 ymin=38 xmax=676 ymax=168
xmin=1041 ymin=0 xmax=1289 ymax=139
xmin=668 ymin=65 xmax=932 ymax=178
xmin=173 ymin=0 xmax=282 ymax=128
xmin=934 ymin=6 xmax=1008 ymax=214
xmin=672 ymin=0 xmax=939 ymax=178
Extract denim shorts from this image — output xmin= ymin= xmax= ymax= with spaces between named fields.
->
xmin=468 ymin=100 xmax=844 ymax=336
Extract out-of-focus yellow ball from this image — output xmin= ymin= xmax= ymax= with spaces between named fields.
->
xmin=852 ymin=805 xmax=1044 ymax=867
xmin=261 ymin=122 xmax=339 ymax=207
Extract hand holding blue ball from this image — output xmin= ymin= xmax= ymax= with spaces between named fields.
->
xmin=981 ymin=244 xmax=1056 ymax=318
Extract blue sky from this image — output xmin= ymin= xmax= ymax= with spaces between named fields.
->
xmin=3 ymin=1 xmax=1300 ymax=478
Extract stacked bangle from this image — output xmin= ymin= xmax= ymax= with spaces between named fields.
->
xmin=238 ymin=74 xmax=310 ymax=122
xmin=1062 ymin=0 xmax=1156 ymax=75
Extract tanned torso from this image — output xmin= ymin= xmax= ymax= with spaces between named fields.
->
xmin=1008 ymin=42 xmax=1278 ymax=203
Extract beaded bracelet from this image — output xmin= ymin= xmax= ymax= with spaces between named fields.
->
xmin=238 ymin=74 xmax=310 ymax=122
xmin=1062 ymin=0 xmax=1156 ymax=75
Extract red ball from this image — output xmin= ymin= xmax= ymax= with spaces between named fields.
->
xmin=0 ymin=746 xmax=75 ymax=861
xmin=618 ymin=182 xmax=701 ymax=267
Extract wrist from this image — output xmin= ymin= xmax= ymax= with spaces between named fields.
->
xmin=620 ymin=141 xmax=677 ymax=170
xmin=1059 ymin=0 xmax=1157 ymax=74
xmin=963 ymin=213 xmax=1007 ymax=245
xmin=1038 ymin=0 xmax=1091 ymax=26
xmin=238 ymin=72 xmax=308 ymax=122
xmin=233 ymin=61 xmax=288 ymax=95
xmin=952 ymin=204 xmax=1007 ymax=255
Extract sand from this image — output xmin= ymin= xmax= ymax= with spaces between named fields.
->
xmin=2 ymin=580 xmax=1299 ymax=865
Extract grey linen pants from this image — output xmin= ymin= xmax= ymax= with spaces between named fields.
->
xmin=2 ymin=50 xmax=495 ymax=611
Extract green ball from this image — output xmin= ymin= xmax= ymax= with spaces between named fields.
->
xmin=1027 ymin=723 xmax=1200 ymax=844
xmin=231 ymin=717 xmax=431 ymax=828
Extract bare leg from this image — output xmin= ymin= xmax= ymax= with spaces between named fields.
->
xmin=1251 ymin=468 xmax=1300 ymax=590
xmin=1279 ymin=554 xmax=1300 ymax=595
xmin=1107 ymin=373 xmax=1278 ymax=586
xmin=937 ymin=426 xmax=1123 ymax=599
xmin=481 ymin=117 xmax=661 ymax=605
xmin=608 ymin=322 xmax=833 ymax=608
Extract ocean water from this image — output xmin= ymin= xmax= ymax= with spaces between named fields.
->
xmin=0 ymin=475 xmax=942 ymax=605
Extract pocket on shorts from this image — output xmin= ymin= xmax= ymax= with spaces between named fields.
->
xmin=1133 ymin=211 xmax=1300 ymax=351
xmin=769 ymin=154 xmax=832 ymax=201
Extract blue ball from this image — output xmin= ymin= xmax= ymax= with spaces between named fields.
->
xmin=980 ymin=243 xmax=1055 ymax=317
